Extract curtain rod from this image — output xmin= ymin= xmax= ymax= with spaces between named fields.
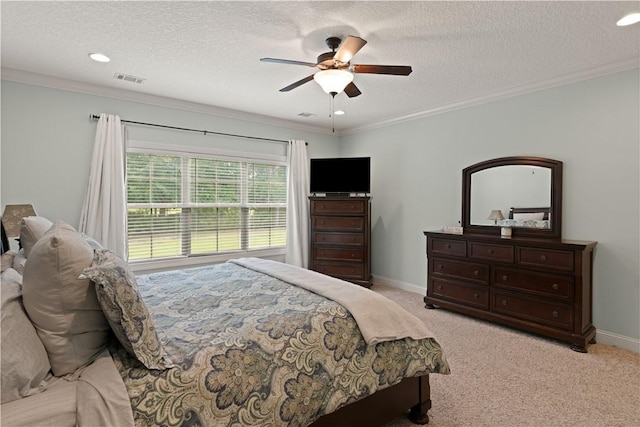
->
xmin=89 ymin=114 xmax=291 ymax=144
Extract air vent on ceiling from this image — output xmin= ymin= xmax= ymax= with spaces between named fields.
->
xmin=298 ymin=112 xmax=317 ymax=118
xmin=113 ymin=73 xmax=146 ymax=84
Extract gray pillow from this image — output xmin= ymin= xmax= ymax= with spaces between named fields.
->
xmin=22 ymin=221 xmax=111 ymax=376
xmin=1 ymin=268 xmax=52 ymax=404
xmin=81 ymin=249 xmax=173 ymax=370
xmin=19 ymin=216 xmax=53 ymax=257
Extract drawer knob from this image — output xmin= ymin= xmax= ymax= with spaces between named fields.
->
xmin=474 ymin=270 xmax=479 ymax=276
xmin=501 ymin=300 xmax=508 ymax=306
xmin=321 ymin=236 xmax=326 ymax=241
xmin=445 ymin=244 xmax=451 ymax=249
xmin=488 ymin=249 xmax=494 ymax=254
xmin=351 ymin=253 xmax=356 ymax=258
xmin=474 ymin=293 xmax=479 ymax=299
xmin=502 ymin=275 xmax=508 ymax=281
xmin=552 ymin=310 xmax=559 ymax=318
xmin=552 ymin=283 xmax=559 ymax=290
xmin=438 ymin=264 xmax=444 ymax=269
xmin=540 ymin=255 xmax=547 ymax=261
xmin=437 ymin=285 xmax=443 ymax=290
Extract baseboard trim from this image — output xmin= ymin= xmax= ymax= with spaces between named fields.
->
xmin=595 ymin=330 xmax=640 ymax=353
xmin=372 ymin=274 xmax=640 ymax=353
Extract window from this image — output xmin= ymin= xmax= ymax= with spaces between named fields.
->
xmin=126 ymin=145 xmax=286 ymax=262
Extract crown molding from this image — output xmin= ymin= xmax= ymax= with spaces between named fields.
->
xmin=341 ymin=58 xmax=640 ymax=135
xmin=0 ymin=67 xmax=335 ymax=136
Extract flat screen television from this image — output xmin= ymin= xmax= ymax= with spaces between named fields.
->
xmin=309 ymin=157 xmax=370 ymax=194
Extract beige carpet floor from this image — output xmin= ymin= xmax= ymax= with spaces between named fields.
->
xmin=373 ymin=285 xmax=640 ymax=427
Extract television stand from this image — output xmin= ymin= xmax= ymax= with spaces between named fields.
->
xmin=309 ymin=196 xmax=371 ymax=287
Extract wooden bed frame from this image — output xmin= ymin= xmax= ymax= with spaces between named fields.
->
xmin=311 ymin=374 xmax=431 ymax=426
xmin=508 ymin=206 xmax=550 ymax=220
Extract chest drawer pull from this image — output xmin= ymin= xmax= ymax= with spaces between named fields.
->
xmin=540 ymin=255 xmax=547 ymax=261
xmin=437 ymin=284 xmax=443 ymax=290
xmin=488 ymin=249 xmax=494 ymax=254
xmin=501 ymin=299 xmax=507 ymax=306
xmin=438 ymin=264 xmax=444 ymax=270
xmin=474 ymin=293 xmax=479 ymax=299
xmin=502 ymin=275 xmax=508 ymax=281
xmin=474 ymin=270 xmax=479 ymax=276
xmin=552 ymin=283 xmax=559 ymax=290
xmin=552 ymin=310 xmax=559 ymax=318
xmin=445 ymin=244 xmax=451 ymax=249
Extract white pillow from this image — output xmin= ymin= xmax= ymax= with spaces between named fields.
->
xmin=19 ymin=216 xmax=53 ymax=257
xmin=1 ymin=268 xmax=52 ymax=404
xmin=512 ymin=212 xmax=545 ymax=221
xmin=22 ymin=221 xmax=111 ymax=376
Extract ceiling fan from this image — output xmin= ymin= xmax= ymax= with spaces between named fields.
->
xmin=260 ymin=36 xmax=412 ymax=98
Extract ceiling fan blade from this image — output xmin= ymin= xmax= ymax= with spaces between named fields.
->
xmin=334 ymin=36 xmax=367 ymax=63
xmin=279 ymin=74 xmax=315 ymax=92
xmin=344 ymin=82 xmax=362 ymax=98
xmin=352 ymin=64 xmax=413 ymax=76
xmin=261 ymin=57 xmax=318 ymax=67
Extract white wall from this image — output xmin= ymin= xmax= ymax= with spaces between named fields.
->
xmin=0 ymin=80 xmax=341 ymax=229
xmin=340 ymin=69 xmax=640 ymax=345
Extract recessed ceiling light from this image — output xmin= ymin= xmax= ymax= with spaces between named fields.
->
xmin=334 ymin=110 xmax=345 ymax=115
xmin=89 ymin=52 xmax=111 ymax=63
xmin=617 ymin=13 xmax=640 ymax=26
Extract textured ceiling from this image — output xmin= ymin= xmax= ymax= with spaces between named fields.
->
xmin=1 ymin=1 xmax=639 ymax=133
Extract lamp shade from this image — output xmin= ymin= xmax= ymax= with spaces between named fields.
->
xmin=2 ymin=204 xmax=37 ymax=237
xmin=313 ymin=69 xmax=354 ymax=94
xmin=487 ymin=209 xmax=504 ymax=225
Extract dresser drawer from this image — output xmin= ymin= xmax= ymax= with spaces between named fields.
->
xmin=313 ymin=262 xmax=364 ymax=280
xmin=315 ymin=247 xmax=365 ymax=262
xmin=430 ymin=278 xmax=489 ymax=310
xmin=314 ymin=232 xmax=364 ymax=246
xmin=517 ymin=247 xmax=574 ymax=271
xmin=311 ymin=199 xmax=365 ymax=214
xmin=470 ymin=242 xmax=514 ymax=263
xmin=494 ymin=268 xmax=574 ymax=301
xmin=429 ymin=238 xmax=467 ymax=258
xmin=431 ymin=258 xmax=489 ymax=284
xmin=313 ymin=216 xmax=364 ymax=231
xmin=492 ymin=291 xmax=573 ymax=330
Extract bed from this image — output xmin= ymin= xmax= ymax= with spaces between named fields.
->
xmin=1 ymin=218 xmax=450 ymax=426
xmin=500 ymin=206 xmax=551 ymax=228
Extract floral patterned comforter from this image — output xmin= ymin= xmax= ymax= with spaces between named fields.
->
xmin=111 ymin=262 xmax=450 ymax=427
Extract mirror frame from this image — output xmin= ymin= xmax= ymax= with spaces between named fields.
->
xmin=462 ymin=156 xmax=563 ymax=239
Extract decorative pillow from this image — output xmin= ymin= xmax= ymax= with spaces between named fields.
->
xmin=1 ymin=250 xmax=16 ymax=272
xmin=513 ymin=212 xmax=545 ymax=221
xmin=19 ymin=216 xmax=53 ymax=257
xmin=12 ymin=250 xmax=27 ymax=275
xmin=81 ymin=249 xmax=173 ymax=370
xmin=22 ymin=221 xmax=111 ymax=376
xmin=1 ymin=268 xmax=52 ymax=404
xmin=80 ymin=233 xmax=103 ymax=250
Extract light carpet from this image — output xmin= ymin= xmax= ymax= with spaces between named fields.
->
xmin=373 ymin=285 xmax=640 ymax=427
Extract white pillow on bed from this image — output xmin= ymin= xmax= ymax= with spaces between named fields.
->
xmin=81 ymin=249 xmax=174 ymax=370
xmin=19 ymin=216 xmax=53 ymax=257
xmin=512 ymin=212 xmax=545 ymax=221
xmin=22 ymin=221 xmax=111 ymax=376
xmin=1 ymin=268 xmax=52 ymax=404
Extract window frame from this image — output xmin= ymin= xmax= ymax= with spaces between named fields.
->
xmin=126 ymin=140 xmax=287 ymax=273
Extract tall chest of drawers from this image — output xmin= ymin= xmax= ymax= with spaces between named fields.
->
xmin=309 ymin=196 xmax=371 ymax=287
xmin=424 ymin=231 xmax=597 ymax=352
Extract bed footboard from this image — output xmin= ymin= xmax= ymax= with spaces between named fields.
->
xmin=310 ymin=375 xmax=431 ymax=426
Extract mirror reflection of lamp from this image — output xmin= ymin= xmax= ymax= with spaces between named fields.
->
xmin=487 ymin=209 xmax=504 ymax=225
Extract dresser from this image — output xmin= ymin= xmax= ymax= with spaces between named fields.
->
xmin=309 ymin=196 xmax=371 ymax=287
xmin=424 ymin=231 xmax=597 ymax=352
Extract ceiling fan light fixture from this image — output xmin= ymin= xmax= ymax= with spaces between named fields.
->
xmin=617 ymin=12 xmax=640 ymax=26
xmin=313 ymin=69 xmax=354 ymax=95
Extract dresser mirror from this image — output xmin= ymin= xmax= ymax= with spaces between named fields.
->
xmin=462 ymin=156 xmax=563 ymax=239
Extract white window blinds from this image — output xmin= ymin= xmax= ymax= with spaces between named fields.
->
xmin=126 ymin=148 xmax=286 ymax=261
